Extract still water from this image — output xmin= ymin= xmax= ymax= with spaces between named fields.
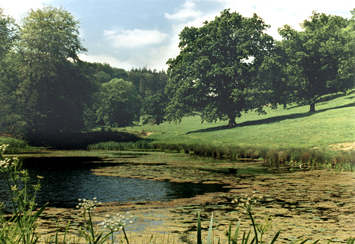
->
xmin=0 ymin=157 xmax=228 ymax=209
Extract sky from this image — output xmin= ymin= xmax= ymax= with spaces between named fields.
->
xmin=1 ymin=0 xmax=354 ymax=71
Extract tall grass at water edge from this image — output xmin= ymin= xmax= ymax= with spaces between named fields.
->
xmin=87 ymin=140 xmax=154 ymax=150
xmin=1 ymin=144 xmax=354 ymax=244
xmin=152 ymin=143 xmax=355 ymax=171
xmin=86 ymin=139 xmax=355 ymax=171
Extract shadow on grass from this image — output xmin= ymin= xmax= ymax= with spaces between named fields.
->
xmin=186 ymin=101 xmax=355 ymax=135
xmin=28 ymin=130 xmax=143 ymax=150
xmin=286 ymin=93 xmax=353 ymax=110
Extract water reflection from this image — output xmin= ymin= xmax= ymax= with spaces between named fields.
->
xmin=0 ymin=157 xmax=228 ymax=209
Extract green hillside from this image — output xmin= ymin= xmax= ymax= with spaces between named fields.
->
xmin=125 ymin=92 xmax=355 ymax=151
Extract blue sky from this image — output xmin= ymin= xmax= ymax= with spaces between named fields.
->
xmin=1 ymin=0 xmax=354 ymax=71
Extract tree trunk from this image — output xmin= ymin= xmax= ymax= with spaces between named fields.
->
xmin=309 ymin=103 xmax=315 ymax=113
xmin=228 ymin=114 xmax=237 ymax=127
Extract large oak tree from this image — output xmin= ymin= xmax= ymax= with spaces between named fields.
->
xmin=277 ymin=11 xmax=355 ymax=112
xmin=165 ymin=9 xmax=274 ymax=126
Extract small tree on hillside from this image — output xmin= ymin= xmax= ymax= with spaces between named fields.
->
xmin=96 ymin=78 xmax=142 ymax=127
xmin=277 ymin=11 xmax=355 ymax=112
xmin=165 ymin=9 xmax=274 ymax=126
xmin=141 ymin=93 xmax=168 ymax=125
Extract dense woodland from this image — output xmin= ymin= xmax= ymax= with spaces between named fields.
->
xmin=0 ymin=6 xmax=354 ymax=145
xmin=0 ymin=6 xmax=168 ymax=144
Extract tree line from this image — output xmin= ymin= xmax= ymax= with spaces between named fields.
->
xmin=0 ymin=6 xmax=354 ymax=144
xmin=166 ymin=9 xmax=355 ymax=126
xmin=0 ymin=6 xmax=168 ymax=143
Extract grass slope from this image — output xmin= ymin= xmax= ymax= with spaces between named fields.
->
xmin=125 ymin=92 xmax=355 ymax=150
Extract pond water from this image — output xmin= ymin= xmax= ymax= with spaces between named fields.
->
xmin=0 ymin=157 xmax=228 ymax=209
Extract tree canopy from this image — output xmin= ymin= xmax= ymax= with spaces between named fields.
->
xmin=96 ymin=78 xmax=142 ymax=127
xmin=165 ymin=9 xmax=274 ymax=126
xmin=0 ymin=9 xmax=25 ymax=138
xmin=141 ymin=93 xmax=168 ymax=125
xmin=0 ymin=6 xmax=94 ymax=141
xmin=277 ymin=11 xmax=355 ymax=112
xmin=0 ymin=8 xmax=17 ymax=58
xmin=19 ymin=6 xmax=86 ymax=60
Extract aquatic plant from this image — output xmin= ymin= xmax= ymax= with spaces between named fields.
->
xmin=1 ymin=143 xmax=355 ymax=243
xmin=76 ymin=197 xmax=114 ymax=244
xmin=229 ymin=192 xmax=277 ymax=244
xmin=98 ymin=212 xmax=133 ymax=244
xmin=0 ymin=144 xmax=47 ymax=243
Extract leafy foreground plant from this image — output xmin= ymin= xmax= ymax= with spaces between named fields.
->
xmin=98 ymin=212 xmax=133 ymax=244
xmin=76 ymin=198 xmax=133 ymax=244
xmin=0 ymin=144 xmax=47 ymax=244
xmin=75 ymin=198 xmax=111 ymax=244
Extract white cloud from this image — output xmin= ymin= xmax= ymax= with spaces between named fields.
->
xmin=165 ymin=0 xmax=202 ymax=21
xmin=103 ymin=29 xmax=169 ymax=48
xmin=161 ymin=0 xmax=355 ymax=71
xmin=215 ymin=0 xmax=354 ymax=39
xmin=6 ymin=0 xmax=353 ymax=71
xmin=145 ymin=45 xmax=181 ymax=70
xmin=0 ymin=0 xmax=51 ymax=19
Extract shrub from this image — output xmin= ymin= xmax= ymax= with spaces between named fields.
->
xmin=0 ymin=137 xmax=29 ymax=152
xmin=87 ymin=140 xmax=153 ymax=150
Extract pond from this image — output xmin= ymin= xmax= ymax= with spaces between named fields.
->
xmin=1 ymin=152 xmax=354 ymax=242
xmin=0 ymin=156 xmax=229 ymax=209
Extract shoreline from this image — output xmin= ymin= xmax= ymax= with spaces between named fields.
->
xmin=4 ymin=150 xmax=355 ymax=243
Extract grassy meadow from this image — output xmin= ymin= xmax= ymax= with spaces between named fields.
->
xmin=123 ymin=92 xmax=355 ymax=150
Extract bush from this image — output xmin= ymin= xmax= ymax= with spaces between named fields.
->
xmin=0 ymin=114 xmax=28 ymax=139
xmin=87 ymin=140 xmax=153 ymax=150
xmin=0 ymin=137 xmax=29 ymax=152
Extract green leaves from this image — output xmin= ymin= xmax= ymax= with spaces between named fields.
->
xmin=142 ymin=93 xmax=168 ymax=125
xmin=0 ymin=145 xmax=47 ymax=244
xmin=0 ymin=6 xmax=95 ymax=139
xmin=276 ymin=11 xmax=354 ymax=112
xmin=196 ymin=212 xmax=214 ymax=244
xmin=20 ymin=6 xmax=86 ymax=61
xmin=0 ymin=8 xmax=18 ymax=59
xmin=96 ymin=78 xmax=142 ymax=127
xmin=166 ymin=9 xmax=274 ymax=126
